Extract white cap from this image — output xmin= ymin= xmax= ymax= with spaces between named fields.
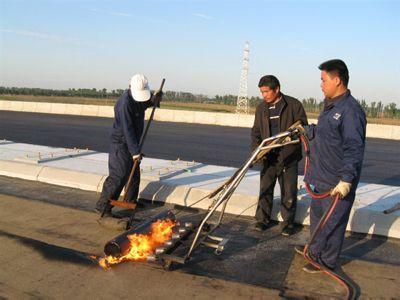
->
xmin=129 ymin=74 xmax=151 ymax=102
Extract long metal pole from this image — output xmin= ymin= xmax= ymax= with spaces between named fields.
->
xmin=138 ymin=79 xmax=166 ymax=153
xmin=122 ymin=79 xmax=166 ymax=202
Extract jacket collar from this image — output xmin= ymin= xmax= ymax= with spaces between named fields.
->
xmin=324 ymin=89 xmax=350 ymax=110
xmin=262 ymin=93 xmax=288 ymax=136
xmin=262 ymin=93 xmax=288 ymax=109
xmin=127 ymin=89 xmax=134 ymax=101
xmin=280 ymin=93 xmax=288 ymax=108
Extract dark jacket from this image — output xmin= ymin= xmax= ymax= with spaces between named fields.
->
xmin=251 ymin=93 xmax=308 ymax=166
xmin=110 ymin=90 xmax=153 ymax=156
xmin=304 ymin=90 xmax=367 ymax=191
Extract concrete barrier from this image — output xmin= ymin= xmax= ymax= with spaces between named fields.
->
xmin=21 ymin=102 xmax=37 ymax=112
xmin=35 ymin=102 xmax=52 ymax=114
xmin=0 ymin=160 xmax=44 ymax=181
xmin=81 ymin=104 xmax=100 ymax=117
xmin=37 ymin=166 xmax=103 ymax=191
xmin=98 ymin=106 xmax=114 ymax=118
xmin=0 ymin=100 xmax=11 ymax=110
xmin=1 ymin=100 xmax=400 ymax=140
xmin=65 ymin=104 xmax=83 ymax=115
xmin=50 ymin=103 xmax=68 ymax=115
xmin=370 ymin=123 xmax=400 ymax=140
xmin=194 ymin=111 xmax=217 ymax=126
xmin=152 ymin=108 xmax=175 ymax=122
xmin=393 ymin=127 xmax=400 ymax=140
xmin=9 ymin=101 xmax=24 ymax=111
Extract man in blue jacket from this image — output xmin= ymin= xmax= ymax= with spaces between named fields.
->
xmin=296 ymin=59 xmax=367 ymax=273
xmin=95 ymin=74 xmax=161 ymax=216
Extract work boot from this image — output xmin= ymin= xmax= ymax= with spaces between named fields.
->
xmin=133 ymin=201 xmax=145 ymax=209
xmin=301 ymin=250 xmax=335 ymax=274
xmin=94 ymin=199 xmax=105 ymax=213
xmin=94 ymin=200 xmax=112 ymax=215
xmin=281 ymin=224 xmax=295 ymax=236
xmin=94 ymin=203 xmax=102 ymax=213
xmin=302 ymin=263 xmax=322 ymax=274
xmin=254 ymin=221 xmax=269 ymax=231
xmin=294 ymin=245 xmax=305 ymax=255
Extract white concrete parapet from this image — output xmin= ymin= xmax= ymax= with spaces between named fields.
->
xmin=37 ymin=166 xmax=105 ymax=191
xmin=0 ymin=159 xmax=44 ymax=181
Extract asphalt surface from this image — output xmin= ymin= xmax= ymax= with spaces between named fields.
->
xmin=0 ymin=176 xmax=399 ymax=299
xmin=0 ymin=177 xmax=280 ymax=299
xmin=0 ymin=110 xmax=400 ymax=186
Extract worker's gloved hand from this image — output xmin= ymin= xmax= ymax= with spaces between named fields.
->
xmin=285 ymin=123 xmax=304 ymax=142
xmin=154 ymin=90 xmax=163 ymax=103
xmin=282 ymin=135 xmax=292 ymax=143
xmin=132 ymin=154 xmax=144 ymax=161
xmin=294 ymin=123 xmax=307 ymax=136
xmin=331 ymin=180 xmax=352 ymax=198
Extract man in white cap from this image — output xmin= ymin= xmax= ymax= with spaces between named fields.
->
xmin=95 ymin=74 xmax=162 ymax=215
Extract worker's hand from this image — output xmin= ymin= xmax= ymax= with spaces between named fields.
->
xmin=285 ymin=123 xmax=304 ymax=142
xmin=154 ymin=90 xmax=163 ymax=103
xmin=282 ymin=135 xmax=292 ymax=143
xmin=132 ymin=154 xmax=143 ymax=161
xmin=331 ymin=180 xmax=352 ymax=198
xmin=294 ymin=123 xmax=307 ymax=136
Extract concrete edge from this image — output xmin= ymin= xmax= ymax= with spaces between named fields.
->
xmin=0 ymin=160 xmax=44 ymax=181
xmin=1 ymin=100 xmax=399 ymax=139
xmin=0 ymin=159 xmax=398 ymax=238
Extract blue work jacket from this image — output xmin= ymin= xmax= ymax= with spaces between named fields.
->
xmin=110 ymin=90 xmax=153 ymax=156
xmin=304 ymin=90 xmax=367 ymax=191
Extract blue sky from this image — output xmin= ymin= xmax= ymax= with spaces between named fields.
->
xmin=1 ymin=0 xmax=399 ymax=105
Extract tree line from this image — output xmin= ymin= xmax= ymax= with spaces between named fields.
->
xmin=301 ymin=97 xmax=400 ymax=119
xmin=1 ymin=86 xmax=399 ymax=118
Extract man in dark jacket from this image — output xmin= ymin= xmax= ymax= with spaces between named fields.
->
xmin=95 ymin=74 xmax=161 ymax=215
xmin=296 ymin=60 xmax=367 ymax=273
xmin=251 ymin=75 xmax=308 ymax=236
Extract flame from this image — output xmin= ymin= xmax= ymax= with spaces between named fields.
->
xmin=99 ymin=219 xmax=176 ymax=269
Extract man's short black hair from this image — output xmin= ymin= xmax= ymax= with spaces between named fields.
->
xmin=318 ymin=59 xmax=349 ymax=87
xmin=258 ymin=75 xmax=280 ymax=90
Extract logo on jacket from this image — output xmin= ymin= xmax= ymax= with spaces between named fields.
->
xmin=333 ymin=113 xmax=341 ymax=120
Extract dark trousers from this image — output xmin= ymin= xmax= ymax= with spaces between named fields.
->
xmin=255 ymin=161 xmax=298 ymax=226
xmin=96 ymin=143 xmax=140 ymax=209
xmin=309 ymin=190 xmax=355 ymax=269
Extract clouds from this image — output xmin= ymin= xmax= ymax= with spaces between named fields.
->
xmin=0 ymin=29 xmax=89 ymax=46
xmin=90 ymin=8 xmax=132 ymax=17
xmin=193 ymin=13 xmax=213 ymax=20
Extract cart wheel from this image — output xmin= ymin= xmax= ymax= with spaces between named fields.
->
xmin=162 ymin=259 xmax=172 ymax=271
xmin=202 ymin=223 xmax=211 ymax=232
xmin=214 ymin=249 xmax=222 ymax=256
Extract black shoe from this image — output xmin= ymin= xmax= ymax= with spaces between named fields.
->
xmin=254 ymin=221 xmax=269 ymax=231
xmin=94 ymin=206 xmax=102 ymax=213
xmin=294 ymin=245 xmax=305 ymax=255
xmin=281 ymin=224 xmax=295 ymax=236
xmin=94 ymin=199 xmax=106 ymax=212
xmin=302 ymin=251 xmax=335 ymax=273
xmin=302 ymin=263 xmax=322 ymax=274
xmin=101 ymin=210 xmax=114 ymax=218
xmin=94 ymin=201 xmax=112 ymax=215
xmin=135 ymin=201 xmax=145 ymax=209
